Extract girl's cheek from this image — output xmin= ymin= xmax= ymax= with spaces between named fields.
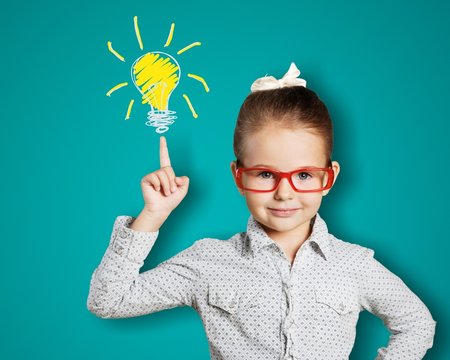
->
xmin=298 ymin=193 xmax=323 ymax=206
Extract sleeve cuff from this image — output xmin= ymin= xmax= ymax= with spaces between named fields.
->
xmin=108 ymin=215 xmax=159 ymax=264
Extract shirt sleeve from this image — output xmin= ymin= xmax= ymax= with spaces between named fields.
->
xmin=358 ymin=249 xmax=436 ymax=359
xmin=86 ymin=215 xmax=202 ymax=319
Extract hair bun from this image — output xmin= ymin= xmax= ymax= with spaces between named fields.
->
xmin=250 ymin=62 xmax=307 ymax=93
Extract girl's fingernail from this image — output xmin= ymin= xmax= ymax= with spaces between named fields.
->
xmin=172 ymin=186 xmax=177 ymax=192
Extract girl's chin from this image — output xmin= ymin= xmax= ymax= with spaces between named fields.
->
xmin=259 ymin=217 xmax=298 ymax=232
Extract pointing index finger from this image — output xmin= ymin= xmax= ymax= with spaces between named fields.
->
xmin=159 ymin=136 xmax=172 ymax=168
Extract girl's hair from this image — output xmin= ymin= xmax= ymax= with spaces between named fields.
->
xmin=233 ymin=86 xmax=333 ymax=168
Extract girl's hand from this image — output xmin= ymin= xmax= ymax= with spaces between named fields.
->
xmin=140 ymin=136 xmax=190 ymax=216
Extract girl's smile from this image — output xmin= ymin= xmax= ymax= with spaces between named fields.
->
xmin=268 ymin=207 xmax=301 ymax=217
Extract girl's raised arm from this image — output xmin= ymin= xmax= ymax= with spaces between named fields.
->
xmin=86 ymin=136 xmax=198 ymax=319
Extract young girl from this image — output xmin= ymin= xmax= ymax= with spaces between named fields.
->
xmin=87 ymin=63 xmax=436 ymax=359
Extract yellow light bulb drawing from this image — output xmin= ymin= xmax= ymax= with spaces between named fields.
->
xmin=131 ymin=51 xmax=180 ymax=133
xmin=105 ymin=18 xmax=210 ymax=134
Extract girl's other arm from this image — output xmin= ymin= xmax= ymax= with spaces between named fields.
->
xmin=358 ymin=250 xmax=436 ymax=359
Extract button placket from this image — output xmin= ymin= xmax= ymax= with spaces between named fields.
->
xmin=267 ymin=248 xmax=299 ymax=359
xmin=279 ymin=256 xmax=298 ymax=359
xmin=281 ymin=245 xmax=311 ymax=359
xmin=283 ymin=283 xmax=298 ymax=359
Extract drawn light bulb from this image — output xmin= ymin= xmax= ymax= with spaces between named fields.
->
xmin=131 ymin=51 xmax=181 ymax=133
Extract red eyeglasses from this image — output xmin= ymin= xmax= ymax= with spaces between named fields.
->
xmin=235 ymin=165 xmax=334 ymax=193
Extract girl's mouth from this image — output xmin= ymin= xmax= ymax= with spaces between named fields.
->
xmin=268 ymin=208 xmax=300 ymax=217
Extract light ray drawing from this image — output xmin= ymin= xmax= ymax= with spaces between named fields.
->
xmin=106 ymin=17 xmax=209 ymax=134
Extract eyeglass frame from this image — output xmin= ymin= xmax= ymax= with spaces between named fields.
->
xmin=234 ymin=159 xmax=335 ymax=193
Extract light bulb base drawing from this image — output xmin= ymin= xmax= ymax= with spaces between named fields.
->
xmin=145 ymin=110 xmax=177 ymax=133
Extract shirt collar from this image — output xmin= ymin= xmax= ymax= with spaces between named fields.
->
xmin=243 ymin=212 xmax=331 ymax=261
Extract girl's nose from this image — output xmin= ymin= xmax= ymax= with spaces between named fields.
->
xmin=274 ymin=177 xmax=294 ymax=200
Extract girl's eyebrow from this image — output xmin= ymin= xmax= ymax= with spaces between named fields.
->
xmin=251 ymin=164 xmax=319 ymax=169
xmin=251 ymin=164 xmax=274 ymax=168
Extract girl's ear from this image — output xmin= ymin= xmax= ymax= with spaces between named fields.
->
xmin=322 ymin=160 xmax=340 ymax=196
xmin=230 ymin=160 xmax=236 ymax=177
xmin=230 ymin=160 xmax=244 ymax=195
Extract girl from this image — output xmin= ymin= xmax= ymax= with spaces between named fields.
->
xmin=87 ymin=63 xmax=436 ymax=359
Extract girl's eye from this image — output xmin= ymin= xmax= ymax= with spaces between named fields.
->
xmin=297 ymin=172 xmax=312 ymax=180
xmin=257 ymin=171 xmax=274 ymax=179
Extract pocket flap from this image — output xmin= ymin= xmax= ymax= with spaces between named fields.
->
xmin=315 ymin=286 xmax=360 ymax=315
xmin=208 ymin=282 xmax=261 ymax=314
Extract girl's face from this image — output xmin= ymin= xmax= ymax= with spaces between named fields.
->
xmin=230 ymin=125 xmax=340 ymax=242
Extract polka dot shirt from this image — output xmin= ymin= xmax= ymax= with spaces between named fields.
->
xmin=87 ymin=212 xmax=436 ymax=359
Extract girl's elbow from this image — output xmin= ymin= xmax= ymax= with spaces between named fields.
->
xmin=87 ymin=302 xmax=111 ymax=319
xmin=423 ymin=307 xmax=437 ymax=333
xmin=86 ymin=295 xmax=117 ymax=319
xmin=419 ymin=310 xmax=437 ymax=349
xmin=426 ymin=317 xmax=437 ymax=342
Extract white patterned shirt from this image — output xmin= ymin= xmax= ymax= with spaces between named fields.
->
xmin=87 ymin=212 xmax=436 ymax=359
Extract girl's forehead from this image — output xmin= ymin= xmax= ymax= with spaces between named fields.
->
xmin=242 ymin=127 xmax=327 ymax=168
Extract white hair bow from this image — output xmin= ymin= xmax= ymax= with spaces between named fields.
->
xmin=250 ymin=62 xmax=307 ymax=92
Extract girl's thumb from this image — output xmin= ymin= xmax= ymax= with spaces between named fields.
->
xmin=175 ymin=176 xmax=189 ymax=185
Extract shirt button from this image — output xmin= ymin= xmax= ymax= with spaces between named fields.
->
xmin=113 ymin=242 xmax=124 ymax=255
xmin=283 ymin=282 xmax=293 ymax=290
xmin=119 ymin=227 xmax=131 ymax=239
xmin=283 ymin=323 xmax=291 ymax=333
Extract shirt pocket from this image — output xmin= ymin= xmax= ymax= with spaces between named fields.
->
xmin=207 ymin=281 xmax=261 ymax=314
xmin=313 ymin=282 xmax=362 ymax=344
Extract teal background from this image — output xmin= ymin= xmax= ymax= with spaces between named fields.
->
xmin=1 ymin=0 xmax=449 ymax=358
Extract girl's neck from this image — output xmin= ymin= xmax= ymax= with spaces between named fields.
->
xmin=261 ymin=219 xmax=313 ymax=259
